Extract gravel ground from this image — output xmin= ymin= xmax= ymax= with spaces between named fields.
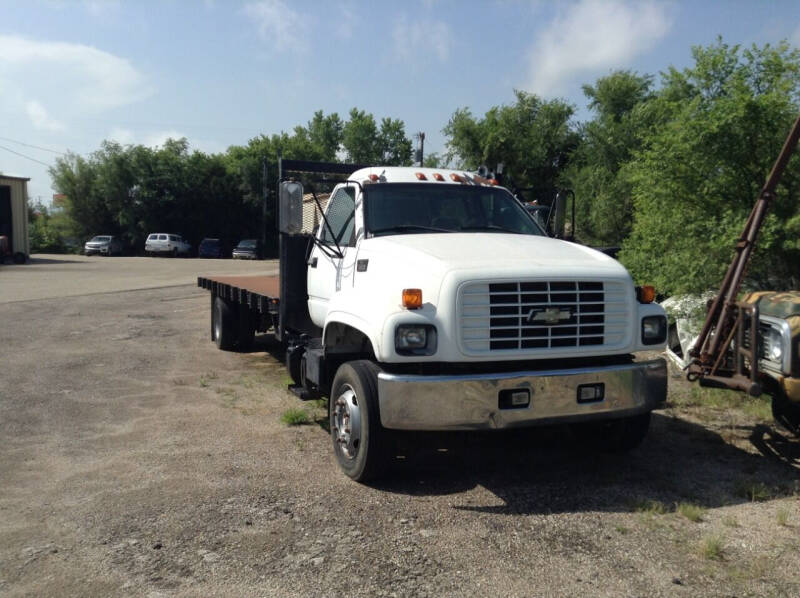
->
xmin=1 ymin=255 xmax=798 ymax=597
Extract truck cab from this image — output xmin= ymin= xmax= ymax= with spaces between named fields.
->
xmin=282 ymin=166 xmax=668 ymax=481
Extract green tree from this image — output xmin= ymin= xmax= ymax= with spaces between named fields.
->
xmin=563 ymin=71 xmax=654 ymax=245
xmin=443 ymin=90 xmax=580 ymax=191
xmin=619 ymin=39 xmax=800 ymax=294
xmin=342 ymin=108 xmax=380 ymax=163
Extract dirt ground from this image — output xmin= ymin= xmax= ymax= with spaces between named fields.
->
xmin=1 ymin=254 xmax=798 ymax=597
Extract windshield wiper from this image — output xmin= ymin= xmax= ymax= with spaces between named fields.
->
xmin=371 ymin=224 xmax=454 ymax=235
xmin=458 ymin=225 xmax=525 ymax=234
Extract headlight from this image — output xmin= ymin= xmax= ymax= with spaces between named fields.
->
xmin=760 ymin=325 xmax=783 ymax=362
xmin=395 ymin=324 xmax=437 ymax=356
xmin=641 ymin=315 xmax=667 ymax=345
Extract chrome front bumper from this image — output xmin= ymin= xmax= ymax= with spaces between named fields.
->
xmin=377 ymin=358 xmax=667 ymax=430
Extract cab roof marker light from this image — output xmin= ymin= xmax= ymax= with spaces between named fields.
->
xmin=636 ymin=285 xmax=656 ymax=303
xmin=449 ymin=173 xmax=465 ymax=183
xmin=415 ymin=172 xmax=427 ymax=180
xmin=432 ymin=172 xmax=445 ymax=181
xmin=402 ymin=289 xmax=423 ymax=309
xmin=368 ymin=174 xmax=380 ymax=182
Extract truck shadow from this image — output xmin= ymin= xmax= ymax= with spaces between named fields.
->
xmin=374 ymin=413 xmax=800 ymax=515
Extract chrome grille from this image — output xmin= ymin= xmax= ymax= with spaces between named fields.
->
xmin=460 ymin=280 xmax=629 ymax=354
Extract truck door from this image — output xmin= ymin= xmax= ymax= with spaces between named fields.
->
xmin=307 ymin=186 xmax=358 ymax=327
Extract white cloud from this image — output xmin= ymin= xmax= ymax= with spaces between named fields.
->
xmin=106 ymin=128 xmax=186 ymax=148
xmin=0 ymin=35 xmax=153 ymax=111
xmin=26 ymin=100 xmax=65 ymax=132
xmin=392 ymin=17 xmax=453 ymax=64
xmin=335 ymin=2 xmax=356 ymax=40
xmin=525 ymin=0 xmax=673 ymax=96
xmin=242 ymin=0 xmax=308 ymax=53
xmin=82 ymin=0 xmax=121 ymax=18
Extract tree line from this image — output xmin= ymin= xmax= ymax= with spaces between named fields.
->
xmin=40 ymin=38 xmax=800 ymax=295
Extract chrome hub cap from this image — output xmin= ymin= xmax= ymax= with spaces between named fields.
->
xmin=332 ymin=385 xmax=361 ymax=460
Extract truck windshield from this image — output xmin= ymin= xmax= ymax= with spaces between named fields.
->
xmin=364 ymin=183 xmax=544 ymax=237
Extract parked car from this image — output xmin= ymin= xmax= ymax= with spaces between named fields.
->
xmin=198 ymin=238 xmax=227 ymax=258
xmin=84 ymin=235 xmax=124 ymax=256
xmin=145 ymin=233 xmax=191 ymax=257
xmin=232 ymin=239 xmax=262 ymax=260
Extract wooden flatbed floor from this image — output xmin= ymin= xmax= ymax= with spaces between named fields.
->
xmin=198 ymin=275 xmax=280 ymax=314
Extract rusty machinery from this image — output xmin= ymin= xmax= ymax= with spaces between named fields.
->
xmin=686 ymin=115 xmax=800 ymax=434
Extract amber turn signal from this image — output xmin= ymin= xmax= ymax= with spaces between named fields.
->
xmin=402 ymin=288 xmax=423 ymax=309
xmin=637 ymin=285 xmax=656 ymax=303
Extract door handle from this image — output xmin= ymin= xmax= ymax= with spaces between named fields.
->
xmin=308 ymin=257 xmax=318 ymax=268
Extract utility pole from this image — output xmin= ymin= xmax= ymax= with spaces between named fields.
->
xmin=415 ymin=132 xmax=425 ymax=166
xmin=262 ymin=157 xmax=268 ymax=254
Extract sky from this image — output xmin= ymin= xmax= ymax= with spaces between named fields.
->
xmin=1 ymin=0 xmax=799 ymax=205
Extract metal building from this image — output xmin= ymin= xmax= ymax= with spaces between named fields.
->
xmin=0 ymin=174 xmax=30 ymax=263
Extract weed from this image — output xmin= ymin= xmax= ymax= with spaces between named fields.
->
xmin=281 ymin=408 xmax=311 ymax=426
xmin=632 ymin=499 xmax=668 ymax=515
xmin=311 ymin=398 xmax=328 ymax=411
xmin=700 ymin=534 xmax=725 ymax=560
xmin=722 ymin=515 xmax=739 ymax=528
xmin=677 ymin=502 xmax=705 ymax=523
xmin=615 ymin=525 xmax=629 ymax=535
xmin=199 ymin=377 xmax=210 ymax=388
xmin=776 ymin=506 xmax=790 ymax=527
xmin=734 ymin=480 xmax=771 ymax=502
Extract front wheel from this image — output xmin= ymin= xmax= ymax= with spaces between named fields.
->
xmin=330 ymin=361 xmax=389 ymax=482
xmin=572 ymin=412 xmax=651 ymax=453
xmin=772 ymin=390 xmax=800 ymax=437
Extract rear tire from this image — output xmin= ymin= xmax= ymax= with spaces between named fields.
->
xmin=12 ymin=252 xmax=26 ymax=264
xmin=213 ymin=296 xmax=235 ymax=350
xmin=330 ymin=361 xmax=389 ymax=482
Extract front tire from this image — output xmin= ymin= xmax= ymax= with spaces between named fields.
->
xmin=573 ymin=412 xmax=651 ymax=452
xmin=330 ymin=361 xmax=389 ymax=482
xmin=772 ymin=390 xmax=800 ymax=437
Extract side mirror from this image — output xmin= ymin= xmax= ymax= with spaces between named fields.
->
xmin=551 ymin=190 xmax=567 ymax=239
xmin=279 ymin=181 xmax=304 ymax=234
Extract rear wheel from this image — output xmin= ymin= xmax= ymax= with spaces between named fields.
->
xmin=213 ymin=296 xmax=235 ymax=350
xmin=172 ymin=248 xmax=178 ymax=258
xmin=330 ymin=361 xmax=389 ymax=482
xmin=12 ymin=252 xmax=26 ymax=264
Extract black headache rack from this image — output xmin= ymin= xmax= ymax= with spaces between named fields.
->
xmin=276 ymin=158 xmax=368 ymax=343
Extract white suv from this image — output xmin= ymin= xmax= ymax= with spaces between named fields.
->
xmin=145 ymin=233 xmax=192 ymax=257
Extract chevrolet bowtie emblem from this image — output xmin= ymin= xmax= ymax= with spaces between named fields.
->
xmin=528 ymin=307 xmax=571 ymax=324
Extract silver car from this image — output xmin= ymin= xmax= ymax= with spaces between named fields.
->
xmin=84 ymin=235 xmax=123 ymax=256
xmin=145 ymin=233 xmax=192 ymax=257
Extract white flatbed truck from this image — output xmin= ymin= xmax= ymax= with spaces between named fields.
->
xmin=199 ymin=159 xmax=668 ymax=482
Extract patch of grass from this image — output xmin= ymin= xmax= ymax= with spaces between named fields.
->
xmin=672 ymin=385 xmax=772 ymax=420
xmin=699 ymin=534 xmax=725 ymax=560
xmin=722 ymin=515 xmax=740 ymax=528
xmin=632 ymin=499 xmax=668 ymax=515
xmin=777 ymin=506 xmax=790 ymax=527
xmin=615 ymin=525 xmax=629 ymax=535
xmin=199 ymin=371 xmax=218 ymax=388
xmin=281 ymin=408 xmax=311 ymax=426
xmin=734 ymin=480 xmax=772 ymax=502
xmin=676 ymin=502 xmax=705 ymax=523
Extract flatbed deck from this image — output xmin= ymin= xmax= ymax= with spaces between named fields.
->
xmin=198 ymin=275 xmax=280 ymax=314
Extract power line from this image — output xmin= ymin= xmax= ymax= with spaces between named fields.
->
xmin=0 ymin=136 xmax=66 ymax=155
xmin=0 ymin=144 xmax=53 ymax=167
